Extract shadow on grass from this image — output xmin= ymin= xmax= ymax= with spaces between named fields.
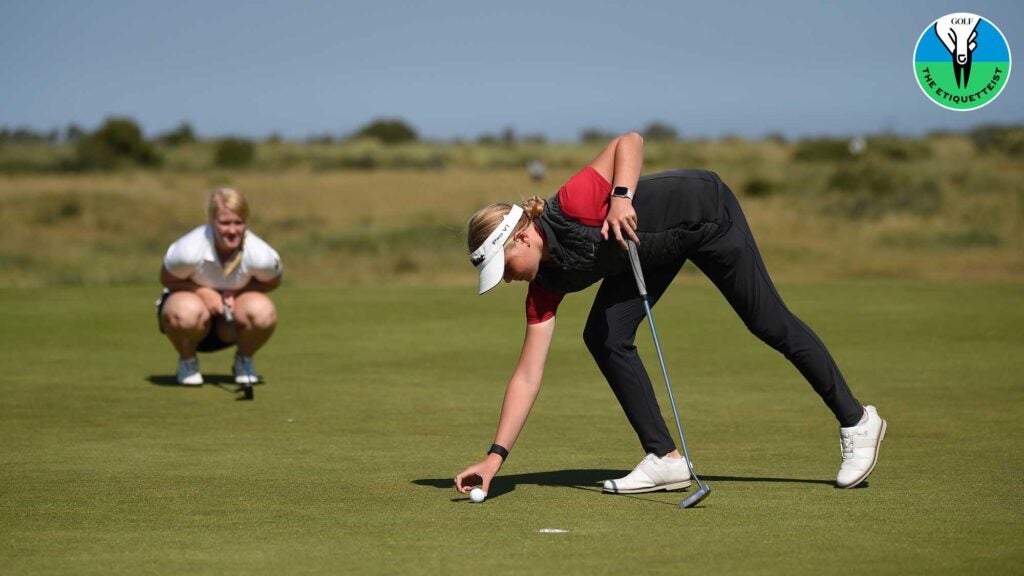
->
xmin=702 ymin=474 xmax=836 ymax=486
xmin=413 ymin=469 xmax=839 ymax=504
xmin=145 ymin=375 xmax=263 ymax=401
xmin=414 ymin=469 xmax=618 ymax=504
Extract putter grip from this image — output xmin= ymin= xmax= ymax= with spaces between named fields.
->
xmin=221 ymin=293 xmax=234 ymax=323
xmin=626 ymin=241 xmax=648 ymax=298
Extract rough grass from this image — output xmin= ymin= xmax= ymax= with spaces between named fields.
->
xmin=0 ymin=282 xmax=1021 ymax=574
xmin=1 ymin=138 xmax=1022 ymax=287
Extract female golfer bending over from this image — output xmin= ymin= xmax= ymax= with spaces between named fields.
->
xmin=158 ymin=188 xmax=282 ymax=386
xmin=454 ymin=133 xmax=885 ymax=495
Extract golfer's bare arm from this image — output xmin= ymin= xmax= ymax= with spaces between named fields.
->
xmin=160 ymin=266 xmax=202 ymax=292
xmin=591 ymin=132 xmax=644 ymax=247
xmin=242 ymin=275 xmax=281 ymax=293
xmin=589 ymin=131 xmax=644 ymax=190
xmin=454 ymin=318 xmax=555 ymax=492
xmin=159 ymin=267 xmax=281 ymax=293
xmin=492 ymin=317 xmax=556 ymax=452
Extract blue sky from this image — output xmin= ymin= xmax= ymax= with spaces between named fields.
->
xmin=1 ymin=1 xmax=1021 ymax=141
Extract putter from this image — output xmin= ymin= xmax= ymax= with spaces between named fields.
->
xmin=626 ymin=240 xmax=711 ymax=509
xmin=222 ymin=293 xmax=254 ymax=400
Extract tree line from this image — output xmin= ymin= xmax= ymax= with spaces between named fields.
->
xmin=4 ymin=115 xmax=1020 ymax=172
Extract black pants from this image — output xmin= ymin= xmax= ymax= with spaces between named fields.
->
xmin=582 ymin=186 xmax=863 ymax=456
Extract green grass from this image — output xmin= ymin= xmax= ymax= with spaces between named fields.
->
xmin=1 ymin=281 xmax=1022 ymax=574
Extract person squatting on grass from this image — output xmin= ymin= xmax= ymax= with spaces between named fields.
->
xmin=454 ymin=132 xmax=886 ymax=496
xmin=157 ymin=188 xmax=282 ymax=386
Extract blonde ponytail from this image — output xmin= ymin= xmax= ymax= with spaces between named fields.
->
xmin=222 ymin=245 xmax=244 ymax=277
xmin=522 ymin=195 xmax=546 ymax=220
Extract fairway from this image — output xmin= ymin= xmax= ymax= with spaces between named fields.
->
xmin=1 ymin=281 xmax=1022 ymax=574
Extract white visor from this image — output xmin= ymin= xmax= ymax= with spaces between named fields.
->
xmin=470 ymin=204 xmax=524 ymax=294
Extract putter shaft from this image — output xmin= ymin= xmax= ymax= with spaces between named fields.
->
xmin=626 ymin=241 xmax=711 ymax=506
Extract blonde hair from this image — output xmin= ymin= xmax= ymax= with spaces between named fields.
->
xmin=466 ymin=196 xmax=546 ymax=253
xmin=207 ymin=187 xmax=249 ymax=276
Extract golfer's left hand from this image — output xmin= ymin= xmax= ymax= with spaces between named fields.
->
xmin=602 ymin=198 xmax=639 ymax=250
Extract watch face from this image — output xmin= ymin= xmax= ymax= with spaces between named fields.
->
xmin=612 ymin=186 xmax=630 ymax=197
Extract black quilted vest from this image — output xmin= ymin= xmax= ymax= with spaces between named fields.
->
xmin=533 ymin=169 xmax=728 ymax=294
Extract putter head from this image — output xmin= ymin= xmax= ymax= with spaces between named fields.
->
xmin=678 ymin=484 xmax=711 ymax=509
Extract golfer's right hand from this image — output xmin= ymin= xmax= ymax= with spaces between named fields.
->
xmin=454 ymin=455 xmax=502 ymax=494
xmin=601 ymin=197 xmax=640 ymax=251
xmin=195 ymin=287 xmax=225 ymax=315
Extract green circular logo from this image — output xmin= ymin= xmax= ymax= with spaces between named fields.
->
xmin=914 ymin=13 xmax=1012 ymax=111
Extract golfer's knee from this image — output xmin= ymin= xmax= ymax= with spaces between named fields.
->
xmin=162 ymin=296 xmax=209 ymax=331
xmin=251 ymin=306 xmax=277 ymax=330
xmin=746 ymin=315 xmax=793 ymax=351
xmin=239 ymin=297 xmax=277 ymax=330
xmin=583 ymin=323 xmax=606 ymax=357
xmin=583 ymin=324 xmax=630 ymax=359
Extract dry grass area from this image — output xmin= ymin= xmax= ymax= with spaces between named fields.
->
xmin=1 ymin=135 xmax=1021 ymax=287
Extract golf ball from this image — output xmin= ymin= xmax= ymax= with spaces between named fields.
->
xmin=469 ymin=488 xmax=486 ymax=503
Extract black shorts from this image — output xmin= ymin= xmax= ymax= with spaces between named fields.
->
xmin=156 ymin=290 xmax=233 ymax=353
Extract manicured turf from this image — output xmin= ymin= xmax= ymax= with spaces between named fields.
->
xmin=1 ymin=281 xmax=1021 ymax=574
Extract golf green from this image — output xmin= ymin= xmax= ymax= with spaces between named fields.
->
xmin=1 ymin=281 xmax=1021 ymax=574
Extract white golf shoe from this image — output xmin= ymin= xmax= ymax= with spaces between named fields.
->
xmin=836 ymin=405 xmax=886 ymax=488
xmin=233 ymin=354 xmax=259 ymax=386
xmin=603 ymin=454 xmax=692 ymax=494
xmin=177 ymin=357 xmax=203 ymax=386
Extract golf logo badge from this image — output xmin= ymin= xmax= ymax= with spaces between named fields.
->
xmin=914 ymin=13 xmax=1011 ymax=111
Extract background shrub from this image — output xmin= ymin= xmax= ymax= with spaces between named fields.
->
xmin=353 ymin=118 xmax=418 ymax=145
xmin=641 ymin=121 xmax=679 ymax=142
xmin=157 ymin=122 xmax=197 ymax=146
xmin=825 ymin=161 xmax=941 ymax=219
xmin=969 ymin=124 xmax=1024 ymax=157
xmin=214 ymin=137 xmax=256 ymax=168
xmin=73 ymin=117 xmax=161 ymax=170
xmin=867 ymin=136 xmax=932 ymax=162
xmin=744 ymin=176 xmax=777 ymax=198
xmin=793 ymin=137 xmax=852 ymax=162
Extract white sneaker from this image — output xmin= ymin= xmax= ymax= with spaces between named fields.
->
xmin=233 ymin=354 xmax=259 ymax=385
xmin=837 ymin=405 xmax=886 ymax=488
xmin=603 ymin=454 xmax=692 ymax=494
xmin=177 ymin=357 xmax=203 ymax=386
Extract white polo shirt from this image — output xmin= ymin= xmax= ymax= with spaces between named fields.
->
xmin=163 ymin=225 xmax=283 ymax=291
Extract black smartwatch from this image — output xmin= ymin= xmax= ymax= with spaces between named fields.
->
xmin=487 ymin=444 xmax=509 ymax=461
xmin=611 ymin=186 xmax=634 ymax=200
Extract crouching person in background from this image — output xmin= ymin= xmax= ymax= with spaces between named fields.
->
xmin=157 ymin=187 xmax=282 ymax=387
